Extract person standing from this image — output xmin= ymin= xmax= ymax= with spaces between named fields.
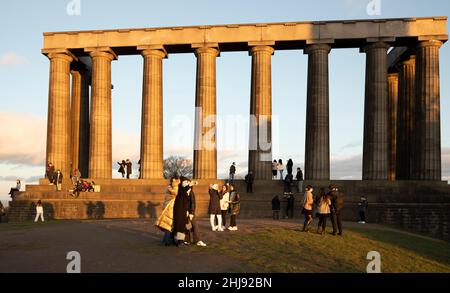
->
xmin=159 ymin=176 xmax=180 ymax=246
xmin=172 ymin=177 xmax=193 ymax=246
xmin=117 ymin=160 xmax=126 ymax=178
xmin=244 ymin=171 xmax=254 ymax=193
xmin=55 ymin=170 xmax=63 ymax=191
xmin=34 ymin=200 xmax=44 ymax=222
xmin=329 ymin=185 xmax=344 ymax=236
xmin=138 ymin=159 xmax=141 ymax=179
xmin=228 ymin=184 xmax=240 ymax=231
xmin=46 ymin=162 xmax=55 ymax=184
xmin=271 ymin=160 xmax=278 ymax=179
xmin=277 ymin=159 xmax=284 ymax=180
xmin=301 ymin=185 xmax=314 ymax=232
xmin=185 ymin=184 xmax=207 ymax=246
xmin=125 ymin=159 xmax=132 ymax=179
xmin=272 ymin=195 xmax=281 ymax=220
xmin=286 ymin=159 xmax=294 ymax=175
xmin=284 ymin=173 xmax=293 ymax=193
xmin=209 ymin=184 xmax=223 ymax=231
xmin=285 ymin=192 xmax=295 ymax=219
xmin=295 ymin=168 xmax=304 ymax=193
xmin=316 ymin=188 xmax=331 ymax=235
xmin=220 ymin=185 xmax=230 ymax=228
xmin=358 ymin=196 xmax=368 ymax=224
xmin=229 ymin=162 xmax=236 ymax=184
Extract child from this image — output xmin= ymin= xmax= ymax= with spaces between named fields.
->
xmin=358 ymin=196 xmax=368 ymax=224
xmin=35 ymin=200 xmax=44 ymax=222
xmin=272 ymin=195 xmax=281 ymax=220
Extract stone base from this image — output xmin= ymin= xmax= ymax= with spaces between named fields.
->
xmin=7 ymin=179 xmax=450 ymax=240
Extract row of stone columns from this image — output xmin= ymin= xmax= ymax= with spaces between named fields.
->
xmin=45 ymin=39 xmax=442 ymax=181
xmin=387 ymin=40 xmax=442 ymax=181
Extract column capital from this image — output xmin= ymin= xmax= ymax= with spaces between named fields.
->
xmin=248 ymin=45 xmax=274 ymax=56
xmin=416 ymin=39 xmax=443 ymax=49
xmin=137 ymin=45 xmax=167 ymax=59
xmin=43 ymin=49 xmax=77 ymax=62
xmin=194 ymin=46 xmax=220 ymax=57
xmin=360 ymin=41 xmax=390 ymax=53
xmin=85 ymin=47 xmax=118 ymax=61
xmin=387 ymin=72 xmax=399 ymax=80
xmin=304 ymin=43 xmax=331 ymax=55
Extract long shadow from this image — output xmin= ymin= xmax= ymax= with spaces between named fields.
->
xmin=349 ymin=225 xmax=450 ymax=265
xmin=85 ymin=201 xmax=105 ymax=219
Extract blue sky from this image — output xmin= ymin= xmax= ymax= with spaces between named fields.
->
xmin=1 ymin=0 xmax=450 ymax=204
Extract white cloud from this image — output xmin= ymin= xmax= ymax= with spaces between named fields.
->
xmin=0 ymin=52 xmax=28 ymax=65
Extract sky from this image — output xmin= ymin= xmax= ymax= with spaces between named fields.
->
xmin=1 ymin=0 xmax=450 ymax=205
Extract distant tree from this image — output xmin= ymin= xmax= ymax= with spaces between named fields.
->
xmin=163 ymin=156 xmax=193 ymax=179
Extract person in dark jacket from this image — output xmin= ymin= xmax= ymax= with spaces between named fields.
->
xmin=229 ymin=162 xmax=236 ymax=184
xmin=173 ymin=177 xmax=192 ymax=246
xmin=117 ymin=160 xmax=126 ymax=178
xmin=244 ymin=171 xmax=254 ymax=193
xmin=295 ymin=168 xmax=304 ymax=193
xmin=286 ymin=159 xmax=294 ymax=175
xmin=228 ymin=184 xmax=240 ymax=231
xmin=55 ymin=170 xmax=63 ymax=191
xmin=358 ymin=196 xmax=368 ymax=224
xmin=209 ymin=184 xmax=223 ymax=231
xmin=46 ymin=162 xmax=55 ymax=184
xmin=125 ymin=159 xmax=132 ymax=179
xmin=328 ymin=185 xmax=344 ymax=236
xmin=284 ymin=173 xmax=293 ymax=193
xmin=272 ymin=195 xmax=281 ymax=220
xmin=184 ymin=184 xmax=207 ymax=246
xmin=284 ymin=192 xmax=295 ymax=219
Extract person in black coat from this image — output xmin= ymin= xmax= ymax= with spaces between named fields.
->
xmin=125 ymin=159 xmax=132 ymax=179
xmin=173 ymin=177 xmax=192 ymax=246
xmin=328 ymin=185 xmax=344 ymax=236
xmin=286 ymin=159 xmax=294 ymax=175
xmin=209 ymin=184 xmax=223 ymax=231
xmin=245 ymin=171 xmax=254 ymax=193
xmin=184 ymin=187 xmax=207 ymax=246
xmin=284 ymin=173 xmax=293 ymax=193
xmin=272 ymin=195 xmax=281 ymax=220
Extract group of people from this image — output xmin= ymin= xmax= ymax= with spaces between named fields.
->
xmin=272 ymin=159 xmax=294 ymax=180
xmin=155 ymin=176 xmax=241 ymax=247
xmin=117 ymin=159 xmax=133 ymax=179
xmin=45 ymin=162 xmax=64 ymax=191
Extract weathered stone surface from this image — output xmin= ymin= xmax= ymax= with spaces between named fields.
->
xmin=387 ymin=72 xmax=398 ymax=181
xmin=304 ymin=44 xmax=330 ymax=180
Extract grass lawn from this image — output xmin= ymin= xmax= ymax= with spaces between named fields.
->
xmin=205 ymin=226 xmax=450 ymax=273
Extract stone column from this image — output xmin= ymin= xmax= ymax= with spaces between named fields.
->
xmin=412 ymin=40 xmax=443 ymax=181
xmin=139 ymin=48 xmax=166 ymax=179
xmin=396 ymin=56 xmax=416 ymax=180
xmin=387 ymin=72 xmax=398 ymax=181
xmin=87 ymin=49 xmax=117 ymax=179
xmin=71 ymin=66 xmax=90 ymax=178
xmin=45 ymin=51 xmax=75 ymax=178
xmin=193 ymin=47 xmax=219 ymax=179
xmin=248 ymin=45 xmax=274 ymax=180
xmin=362 ymin=42 xmax=390 ymax=180
xmin=304 ymin=44 xmax=331 ymax=180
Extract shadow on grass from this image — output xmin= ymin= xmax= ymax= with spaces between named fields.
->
xmin=348 ymin=226 xmax=450 ymax=266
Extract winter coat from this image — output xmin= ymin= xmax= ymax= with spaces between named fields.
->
xmin=117 ymin=162 xmax=125 ymax=174
xmin=272 ymin=196 xmax=281 ymax=211
xmin=272 ymin=162 xmax=278 ymax=171
xmin=245 ymin=173 xmax=254 ymax=184
xmin=317 ymin=196 xmax=331 ymax=215
xmin=209 ymin=188 xmax=222 ymax=214
xmin=329 ymin=190 xmax=344 ymax=213
xmin=277 ymin=163 xmax=284 ymax=171
xmin=188 ymin=189 xmax=196 ymax=215
xmin=126 ymin=161 xmax=132 ymax=174
xmin=296 ymin=170 xmax=303 ymax=181
xmin=286 ymin=160 xmax=293 ymax=174
xmin=229 ymin=165 xmax=236 ymax=174
xmin=358 ymin=200 xmax=368 ymax=212
xmin=155 ymin=197 xmax=175 ymax=232
xmin=302 ymin=190 xmax=314 ymax=211
xmin=229 ymin=191 xmax=241 ymax=215
xmin=173 ymin=184 xmax=190 ymax=234
xmin=163 ymin=184 xmax=178 ymax=209
xmin=220 ymin=192 xmax=230 ymax=211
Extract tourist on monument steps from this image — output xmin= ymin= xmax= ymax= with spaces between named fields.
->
xmin=284 ymin=173 xmax=294 ymax=193
xmin=46 ymin=162 xmax=55 ymax=184
xmin=287 ymin=159 xmax=294 ymax=175
xmin=328 ymin=185 xmax=344 ymax=236
xmin=158 ymin=176 xmax=179 ymax=246
xmin=220 ymin=185 xmax=230 ymax=228
xmin=117 ymin=160 xmax=126 ymax=178
xmin=271 ymin=160 xmax=278 ymax=179
xmin=295 ymin=168 xmax=304 ymax=193
xmin=244 ymin=171 xmax=254 ymax=193
xmin=272 ymin=195 xmax=281 ymax=220
xmin=125 ymin=159 xmax=132 ymax=179
xmin=209 ymin=184 xmax=223 ymax=232
xmin=8 ymin=179 xmax=21 ymax=200
xmin=358 ymin=196 xmax=368 ymax=224
xmin=316 ymin=188 xmax=331 ymax=235
xmin=34 ymin=200 xmax=44 ymax=222
xmin=172 ymin=177 xmax=194 ymax=246
xmin=284 ymin=192 xmax=295 ymax=219
xmin=229 ymin=162 xmax=236 ymax=184
xmin=301 ymin=185 xmax=314 ymax=232
xmin=55 ymin=170 xmax=63 ymax=191
xmin=228 ymin=184 xmax=240 ymax=231
xmin=277 ymin=159 xmax=284 ymax=180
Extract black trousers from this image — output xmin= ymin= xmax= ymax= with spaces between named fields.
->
xmin=330 ymin=211 xmax=343 ymax=234
xmin=273 ymin=210 xmax=280 ymax=220
xmin=246 ymin=183 xmax=253 ymax=193
xmin=317 ymin=214 xmax=328 ymax=231
xmin=286 ymin=198 xmax=294 ymax=219
xmin=230 ymin=214 xmax=237 ymax=227
xmin=359 ymin=211 xmax=366 ymax=222
xmin=185 ymin=217 xmax=201 ymax=243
